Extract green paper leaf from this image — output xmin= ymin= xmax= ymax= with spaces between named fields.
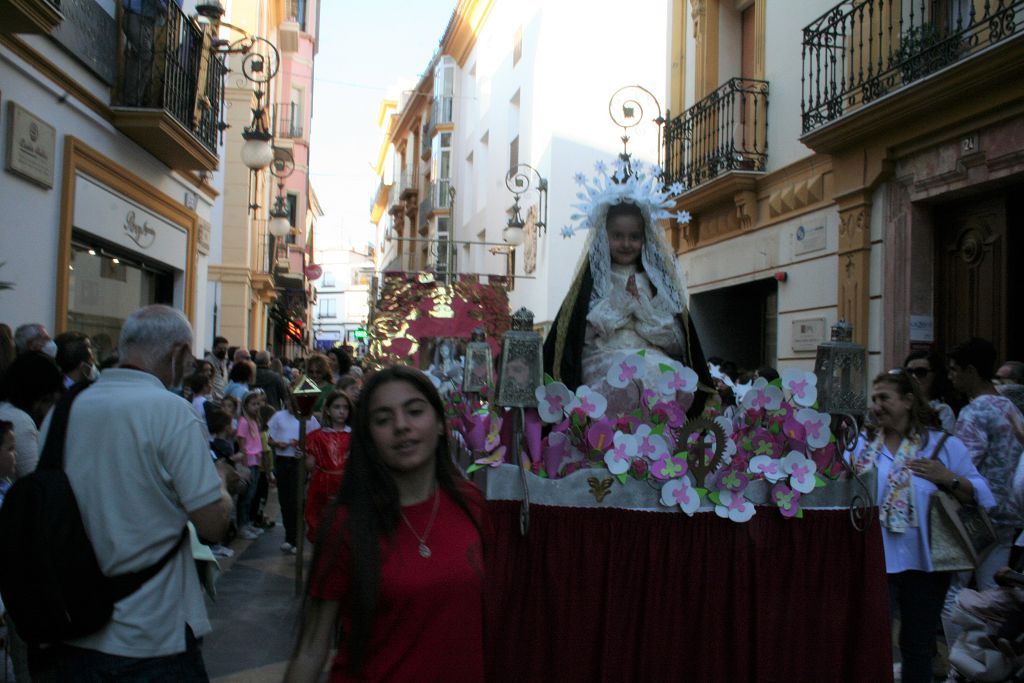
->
xmin=629 ymin=408 xmax=643 ymax=418
xmin=769 ymin=423 xmax=780 ymax=435
xmin=544 ymin=373 xmax=554 ymax=385
xmin=637 ymin=349 xmax=647 ymax=357
xmin=466 ymin=463 xmax=484 ymax=475
xmin=658 ymin=362 xmax=673 ymax=373
xmin=795 ymin=507 xmax=804 ymax=519
xmin=708 ymin=491 xmax=722 ymax=506
xmin=815 ymin=475 xmax=827 ymax=488
xmin=616 ymin=473 xmax=629 ymax=485
xmin=538 ymin=467 xmax=549 ymax=479
xmin=695 ymin=487 xmax=708 ymax=497
xmin=652 ymin=423 xmax=666 ymax=436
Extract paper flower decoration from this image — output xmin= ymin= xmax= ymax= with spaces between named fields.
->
xmin=657 ymin=360 xmax=699 ymax=396
xmin=536 ymin=382 xmax=572 ymax=423
xmin=795 ymin=408 xmax=831 ymax=449
xmin=604 ymin=431 xmax=636 ymax=475
xmin=606 ymin=351 xmax=643 ymax=388
xmin=741 ymin=378 xmax=784 ymax=412
xmin=566 ymin=385 xmax=607 ymax=420
xmin=748 ymin=455 xmax=786 ymax=483
xmin=661 ymin=477 xmax=701 ymax=515
xmin=781 ymin=451 xmax=818 ymax=494
xmin=772 ymin=482 xmax=802 ymax=518
xmin=650 ymin=454 xmax=688 ymax=481
xmin=715 ymin=490 xmax=756 ymax=522
xmin=781 ymin=368 xmax=818 ymax=408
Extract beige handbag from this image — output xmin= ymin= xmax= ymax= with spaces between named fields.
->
xmin=928 ymin=433 xmax=998 ymax=572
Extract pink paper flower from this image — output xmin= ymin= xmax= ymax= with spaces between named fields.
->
xmin=586 ymin=418 xmax=615 ymax=453
xmin=632 ymin=424 xmax=669 ymax=461
xmin=652 ymin=400 xmax=687 ymax=428
xmin=771 ymin=482 xmax=801 ymax=518
xmin=657 ymin=361 xmax=699 ymax=396
xmin=650 ymin=454 xmax=688 ymax=481
xmin=660 ymin=476 xmax=701 ymax=515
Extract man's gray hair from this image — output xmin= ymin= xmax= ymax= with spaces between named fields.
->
xmin=119 ymin=305 xmax=193 ymax=363
xmin=13 ymin=323 xmax=45 ymax=352
xmin=254 ymin=351 xmax=271 ymax=367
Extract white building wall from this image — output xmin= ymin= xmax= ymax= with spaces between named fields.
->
xmin=451 ymin=0 xmax=670 ymax=329
xmin=0 ymin=27 xmax=218 ymax=350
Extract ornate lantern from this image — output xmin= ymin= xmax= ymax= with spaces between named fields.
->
xmin=462 ymin=327 xmax=494 ymax=394
xmin=813 ymin=320 xmax=867 ymax=416
xmin=496 ymin=308 xmax=542 ymax=408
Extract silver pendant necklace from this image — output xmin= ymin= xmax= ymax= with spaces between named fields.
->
xmin=399 ymin=487 xmax=440 ymax=558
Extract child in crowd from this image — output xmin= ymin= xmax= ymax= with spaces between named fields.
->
xmin=206 ymin=409 xmax=243 ymax=558
xmin=221 ymin=395 xmax=240 ymax=431
xmin=236 ymin=389 xmax=268 ymax=540
xmin=269 ymin=396 xmax=319 ymax=554
xmin=304 ymin=390 xmax=353 ymax=543
xmin=189 ymin=372 xmax=213 ymax=419
xmin=543 ymin=162 xmax=713 ymax=418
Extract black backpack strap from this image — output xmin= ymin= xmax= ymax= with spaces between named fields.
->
xmin=107 ymin=527 xmax=190 ymax=602
xmin=37 ymin=380 xmax=188 ymax=602
xmin=36 ymin=380 xmax=93 ymax=471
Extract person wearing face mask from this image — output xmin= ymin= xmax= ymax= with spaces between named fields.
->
xmin=0 ymin=351 xmax=62 ymax=479
xmin=34 ymin=304 xmax=232 ymax=680
xmin=55 ymin=330 xmax=99 ymax=389
xmin=204 ymin=336 xmax=230 ymax=400
xmin=13 ymin=323 xmax=56 ymax=358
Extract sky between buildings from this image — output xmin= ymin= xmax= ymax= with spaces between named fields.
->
xmin=309 ymin=1 xmax=456 ymax=251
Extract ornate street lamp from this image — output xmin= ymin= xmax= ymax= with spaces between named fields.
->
xmin=813 ymin=319 xmax=867 ymax=417
xmin=503 ymin=164 xmax=547 ymax=246
xmin=608 ymin=85 xmax=666 ymax=181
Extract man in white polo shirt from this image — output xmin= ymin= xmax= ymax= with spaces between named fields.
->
xmin=43 ymin=305 xmax=231 ymax=680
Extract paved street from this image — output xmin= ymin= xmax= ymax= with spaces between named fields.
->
xmin=202 ymin=502 xmax=314 ymax=683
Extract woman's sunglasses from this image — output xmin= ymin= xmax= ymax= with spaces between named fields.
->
xmin=902 ymin=367 xmax=932 ymax=379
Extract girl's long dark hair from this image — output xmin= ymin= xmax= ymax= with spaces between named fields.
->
xmin=302 ymin=365 xmax=483 ymax=676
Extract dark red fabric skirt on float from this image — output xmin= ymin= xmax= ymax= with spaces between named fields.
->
xmin=483 ymin=501 xmax=892 ymax=682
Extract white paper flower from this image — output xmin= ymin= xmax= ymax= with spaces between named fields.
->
xmin=796 ymin=408 xmax=831 ymax=449
xmin=606 ymin=351 xmax=644 ymax=388
xmin=741 ymin=377 xmax=784 ymax=412
xmin=675 ymin=210 xmax=692 ymax=224
xmin=669 ymin=182 xmax=685 ymax=196
xmin=748 ymin=455 xmax=786 ymax=483
xmin=605 ymin=431 xmax=636 ymax=475
xmin=714 ymin=490 xmax=756 ymax=523
xmin=781 ymin=450 xmax=818 ymax=494
xmin=567 ymin=384 xmax=607 ymax=419
xmin=535 ymin=382 xmax=572 ymax=423
xmin=560 ymin=225 xmax=575 ymax=239
xmin=632 ymin=424 xmax=669 ymax=461
xmin=657 ymin=360 xmax=699 ymax=396
xmin=660 ymin=476 xmax=701 ymax=516
xmin=781 ymin=368 xmax=818 ymax=408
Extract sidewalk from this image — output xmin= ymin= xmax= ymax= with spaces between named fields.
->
xmin=202 ymin=500 xmax=314 ymax=682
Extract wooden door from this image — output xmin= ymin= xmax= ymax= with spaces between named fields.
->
xmin=936 ymin=195 xmax=1007 ymax=361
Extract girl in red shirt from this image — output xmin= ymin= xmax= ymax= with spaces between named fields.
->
xmin=285 ymin=366 xmax=488 ymax=683
xmin=304 ymin=390 xmax=353 ymax=544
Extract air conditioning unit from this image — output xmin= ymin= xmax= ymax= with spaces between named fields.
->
xmin=278 ymin=19 xmax=300 ymax=53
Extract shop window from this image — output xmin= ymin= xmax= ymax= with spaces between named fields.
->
xmin=66 ymin=239 xmax=174 ymax=363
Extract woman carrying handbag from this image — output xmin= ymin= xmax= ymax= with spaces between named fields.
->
xmin=851 ymin=369 xmax=996 ymax=683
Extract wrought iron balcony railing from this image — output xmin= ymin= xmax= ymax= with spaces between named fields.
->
xmin=801 ymin=0 xmax=1024 ymax=134
xmin=399 ymin=168 xmax=417 ymax=200
xmin=381 ymin=236 xmax=517 ymax=287
xmin=114 ymin=0 xmax=225 ymax=164
xmin=429 ymin=95 xmax=454 ymax=131
xmin=663 ymin=77 xmax=769 ymax=191
xmin=273 ymin=102 xmax=304 ymax=139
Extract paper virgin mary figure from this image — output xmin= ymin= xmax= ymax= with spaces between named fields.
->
xmin=543 ymin=160 xmax=714 ymax=418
